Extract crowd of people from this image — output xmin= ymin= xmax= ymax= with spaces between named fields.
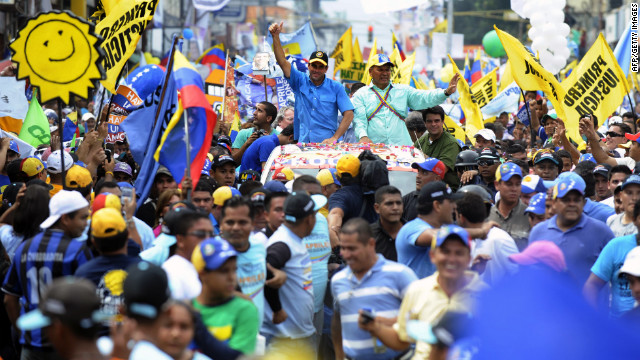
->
xmin=1 ymin=21 xmax=640 ymax=360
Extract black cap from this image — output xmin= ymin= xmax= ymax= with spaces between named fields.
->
xmin=123 ymin=262 xmax=171 ymax=319
xmin=2 ymin=182 xmax=24 ymax=206
xmin=249 ymin=187 xmax=270 ymax=206
xmin=477 ymin=147 xmax=500 ymax=161
xmin=216 ymin=134 xmax=232 ymax=147
xmin=418 ymin=181 xmax=453 ymax=204
xmin=593 ymin=164 xmax=611 ymax=179
xmin=309 ymin=51 xmax=328 ymax=66
xmin=239 ymin=170 xmax=260 ymax=184
xmin=213 ymin=155 xmax=237 ymax=169
xmin=284 ymin=192 xmax=326 ymax=223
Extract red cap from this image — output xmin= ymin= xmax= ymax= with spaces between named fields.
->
xmin=625 ymin=132 xmax=640 ymax=143
xmin=508 ymin=241 xmax=566 ymax=272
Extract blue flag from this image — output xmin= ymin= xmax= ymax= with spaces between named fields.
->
xmin=62 ymin=117 xmax=78 ymax=142
xmin=266 ymin=22 xmax=317 ymax=58
xmin=516 ymin=103 xmax=530 ymax=126
xmin=613 ymin=22 xmax=633 ymax=76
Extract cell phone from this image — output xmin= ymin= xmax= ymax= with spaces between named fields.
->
xmin=360 ymin=308 xmax=375 ymax=324
xmin=105 ymin=149 xmax=112 ymax=162
xmin=121 ymin=187 xmax=133 ymax=204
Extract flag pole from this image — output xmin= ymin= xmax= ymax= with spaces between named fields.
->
xmin=520 ymin=89 xmax=537 ymax=147
xmin=150 ymin=36 xmax=181 ymax=140
xmin=56 ymin=98 xmax=66 ymax=188
xmin=308 ymin=17 xmax=319 ymax=49
xmin=220 ymin=49 xmax=229 ymax=130
xmin=183 ymin=101 xmax=191 ymax=201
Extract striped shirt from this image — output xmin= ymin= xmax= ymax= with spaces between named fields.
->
xmin=331 ymin=255 xmax=417 ymax=360
xmin=2 ymin=229 xmax=92 ymax=348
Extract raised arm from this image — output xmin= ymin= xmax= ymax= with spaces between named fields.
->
xmin=268 ymin=22 xmax=291 ymax=78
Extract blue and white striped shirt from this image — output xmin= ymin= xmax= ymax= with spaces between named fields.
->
xmin=331 ymin=255 xmax=417 ymax=360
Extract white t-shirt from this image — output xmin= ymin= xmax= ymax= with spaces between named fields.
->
xmin=162 ymin=255 xmax=202 ymax=300
xmin=471 ymin=227 xmax=519 ymax=286
xmin=600 ymin=196 xmax=614 ymax=208
xmin=606 ymin=213 xmax=637 ymax=238
xmin=615 ymin=157 xmax=636 ymax=171
xmin=129 ymin=340 xmax=173 ymax=360
xmin=0 ymin=225 xmax=23 ymax=259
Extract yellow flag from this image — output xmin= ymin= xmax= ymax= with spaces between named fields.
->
xmin=96 ymin=0 xmax=160 ymax=92
xmin=429 ymin=19 xmax=448 ymax=36
xmin=494 ymin=26 xmax=569 ymax=137
xmin=361 ymin=38 xmax=378 ymax=85
xmin=330 ymin=27 xmax=353 ymax=76
xmin=448 ymin=54 xmax=483 ymax=144
xmin=228 ymin=110 xmax=241 ymax=136
xmin=428 ymin=79 xmax=436 ymax=90
xmin=389 ymin=46 xmax=403 ymax=81
xmin=561 ymin=33 xmax=629 ymax=133
xmin=412 ymin=76 xmax=428 ymax=90
xmin=560 ymin=60 xmax=577 ymax=79
xmin=353 ymin=37 xmax=363 ymax=63
xmin=393 ymin=52 xmax=415 ymax=85
xmin=445 ymin=115 xmax=466 ymax=143
xmin=470 ymin=68 xmax=497 ymax=108
xmin=498 ymin=60 xmax=514 ymax=93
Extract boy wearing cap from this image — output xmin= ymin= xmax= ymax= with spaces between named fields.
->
xmin=525 ymin=193 xmax=548 ymax=229
xmin=269 ymin=23 xmax=354 ymax=144
xmin=462 ymin=148 xmax=500 ymax=197
xmin=529 ymin=176 xmax=614 ymax=285
xmin=18 ymin=157 xmax=47 ymax=183
xmin=263 ymin=192 xmax=324 ymax=348
xmin=74 ymin=208 xmax=141 ymax=323
xmin=600 ymin=165 xmax=631 ymax=208
xmin=584 ymin=200 xmax=640 ymax=317
xmin=113 ymin=162 xmax=133 ymax=184
xmin=352 ymin=55 xmax=458 ymax=146
xmin=473 ymin=129 xmax=496 ymax=149
xmin=192 ymin=238 xmax=259 ymax=354
xmin=64 ymin=165 xmax=93 ymax=200
xmin=211 ymin=186 xmax=242 ymax=234
xmin=46 ymin=150 xmax=74 ymax=197
xmin=316 ymin=168 xmax=341 ymax=218
xmin=606 ymin=175 xmax=640 ymax=237
xmin=211 ymin=155 xmax=237 ymax=187
xmin=520 ymin=174 xmax=546 ymax=205
xmin=16 ymin=278 xmax=106 ymax=360
xmin=239 ymin=124 xmax=295 ymax=173
xmin=593 ymin=165 xmax=612 ymax=202
xmin=533 ymin=151 xmax=561 ymax=181
xmin=403 ymin=158 xmax=447 ymax=222
xmin=487 ymin=162 xmax=530 ymax=251
xmin=136 ymin=166 xmax=178 ymax=227
xmin=2 ymin=190 xmax=93 ymax=357
xmin=360 ymin=225 xmax=487 ymax=359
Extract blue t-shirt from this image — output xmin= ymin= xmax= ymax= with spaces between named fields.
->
xmin=328 ymin=185 xmax=378 ymax=224
xmin=0 ymin=174 xmax=10 ymax=188
xmin=286 ymin=66 xmax=354 ymax=143
xmin=529 ymin=215 xmax=614 ymax=285
xmin=590 ymin=234 xmax=637 ymax=317
xmin=584 ymin=198 xmax=616 ymax=224
xmin=239 ymin=134 xmax=279 ymax=173
xmin=395 ymin=217 xmax=435 ymax=279
xmin=236 ymin=234 xmax=266 ymax=323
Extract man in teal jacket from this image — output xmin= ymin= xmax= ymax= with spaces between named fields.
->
xmin=352 ymin=54 xmax=459 ymax=146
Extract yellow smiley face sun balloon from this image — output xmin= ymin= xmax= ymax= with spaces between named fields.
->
xmin=10 ymin=11 xmax=105 ymax=104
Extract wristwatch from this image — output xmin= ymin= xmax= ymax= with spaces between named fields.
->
xmin=444 ymin=88 xmax=451 ymax=97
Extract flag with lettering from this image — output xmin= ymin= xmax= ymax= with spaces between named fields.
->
xmin=498 ymin=60 xmax=514 ymax=93
xmin=448 ymin=54 xmax=483 ymax=145
xmin=361 ymin=38 xmax=378 ymax=85
xmin=330 ymin=27 xmax=353 ymax=76
xmin=19 ymin=90 xmax=50 ymax=147
xmin=353 ymin=36 xmax=363 ymax=63
xmin=445 ymin=115 xmax=466 ymax=143
xmin=393 ymin=51 xmax=415 ymax=85
xmin=561 ymin=33 xmax=628 ymax=137
xmin=470 ymin=68 xmax=497 ymax=108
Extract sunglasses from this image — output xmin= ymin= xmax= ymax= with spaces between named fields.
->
xmin=477 ymin=160 xmax=496 ymax=166
xmin=187 ymin=230 xmax=215 ymax=239
xmin=606 ymin=131 xmax=624 ymax=138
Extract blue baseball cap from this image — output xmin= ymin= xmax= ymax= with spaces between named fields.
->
xmin=521 ymin=174 xmax=546 ymax=194
xmin=578 ymin=153 xmax=596 ymax=164
xmin=372 ymin=54 xmax=395 ymax=67
xmin=432 ymin=224 xmax=470 ymax=248
xmin=620 ymin=174 xmax=640 ymax=191
xmin=412 ymin=158 xmax=447 ymax=180
xmin=201 ymin=158 xmax=212 ymax=175
xmin=192 ymin=237 xmax=238 ymax=272
xmin=8 ymin=140 xmax=19 ymax=154
xmin=495 ymin=162 xmax=523 ymax=182
xmin=553 ymin=177 xmax=586 ymax=199
xmin=525 ymin=193 xmax=547 ymax=215
xmin=264 ymin=180 xmax=288 ymax=193
xmin=543 ymin=171 xmax=585 ymax=189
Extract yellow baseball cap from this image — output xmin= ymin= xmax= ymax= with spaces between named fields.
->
xmin=65 ymin=165 xmax=92 ymax=188
xmin=212 ymin=186 xmax=241 ymax=206
xmin=272 ymin=167 xmax=295 ymax=181
xmin=336 ymin=154 xmax=360 ymax=177
xmin=316 ymin=168 xmax=341 ymax=186
xmin=20 ymin=157 xmax=45 ymax=177
xmin=91 ymin=208 xmax=126 ymax=238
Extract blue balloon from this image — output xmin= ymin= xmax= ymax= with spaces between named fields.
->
xmin=183 ymin=28 xmax=194 ymax=40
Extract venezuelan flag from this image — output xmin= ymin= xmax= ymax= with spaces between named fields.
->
xmin=463 ymin=53 xmax=471 ymax=85
xmin=470 ymin=50 xmax=482 ymax=85
xmin=228 ymin=111 xmax=242 ymax=143
xmin=154 ymin=50 xmax=216 ymax=186
xmin=392 ymin=31 xmax=406 ymax=61
xmin=198 ymin=44 xmax=225 ymax=69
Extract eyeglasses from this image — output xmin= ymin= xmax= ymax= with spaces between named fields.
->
xmin=187 ymin=230 xmax=215 ymax=239
xmin=606 ymin=131 xmax=624 ymax=138
xmin=477 ymin=160 xmax=496 ymax=166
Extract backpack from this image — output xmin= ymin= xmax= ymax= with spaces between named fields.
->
xmin=358 ymin=150 xmax=390 ymax=194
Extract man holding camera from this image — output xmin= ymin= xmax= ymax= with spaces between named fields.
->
xmin=331 ymin=218 xmax=417 ymax=360
xmin=232 ymin=101 xmax=281 ymax=164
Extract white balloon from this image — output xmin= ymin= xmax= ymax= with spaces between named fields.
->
xmin=523 ymin=2 xmax=536 ymax=18
xmin=530 ymin=13 xmax=546 ymax=28
xmin=539 ymin=49 xmax=554 ymax=69
xmin=558 ymin=23 xmax=571 ymax=37
xmin=548 ymin=10 xmax=564 ymax=23
xmin=557 ymin=47 xmax=571 ymax=59
xmin=552 ymin=55 xmax=566 ymax=70
xmin=549 ymin=36 xmax=567 ymax=50
xmin=542 ymin=23 xmax=556 ymax=37
xmin=528 ymin=27 xmax=539 ymax=40
xmin=531 ymin=37 xmax=547 ymax=54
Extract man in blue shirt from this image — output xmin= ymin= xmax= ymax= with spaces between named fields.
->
xmin=331 ymin=218 xmax=417 ymax=360
xmin=269 ymin=22 xmax=354 ymax=144
xmin=239 ymin=124 xmax=294 ymax=173
xmin=529 ymin=174 xmax=614 ymax=285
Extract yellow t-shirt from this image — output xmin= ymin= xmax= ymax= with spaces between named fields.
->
xmin=318 ymin=206 xmax=329 ymax=218
xmin=393 ymin=271 xmax=488 ymax=359
xmin=49 ymin=183 xmax=63 ymax=197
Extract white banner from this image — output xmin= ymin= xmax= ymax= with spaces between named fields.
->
xmin=192 ymin=0 xmax=231 ymax=12
xmin=0 ymin=130 xmax=35 ymax=158
xmin=360 ymin=0 xmax=431 ymax=14
xmin=481 ymin=81 xmax=521 ymax=118
xmin=0 ymin=78 xmax=29 ymax=120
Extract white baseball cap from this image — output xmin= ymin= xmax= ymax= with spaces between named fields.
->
xmin=619 ymin=247 xmax=640 ymax=278
xmin=474 ymin=128 xmax=496 ymax=142
xmin=40 ymin=190 xmax=89 ymax=229
xmin=46 ymin=150 xmax=73 ymax=174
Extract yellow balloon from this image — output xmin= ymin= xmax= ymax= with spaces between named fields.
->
xmin=440 ymin=63 xmax=454 ymax=83
xmin=144 ymin=52 xmax=160 ymax=65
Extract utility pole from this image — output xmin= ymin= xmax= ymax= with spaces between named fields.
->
xmin=446 ymin=0 xmax=454 ymax=55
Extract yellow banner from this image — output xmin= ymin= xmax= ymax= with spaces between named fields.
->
xmin=470 ymin=68 xmax=497 ymax=108
xmin=445 ymin=115 xmax=466 ymax=143
xmin=353 ymin=36 xmax=363 ymax=63
xmin=494 ymin=26 xmax=569 ymax=137
xmin=341 ymin=62 xmax=366 ymax=82
xmin=330 ymin=27 xmax=353 ymax=76
xmin=448 ymin=55 xmax=483 ymax=144
xmin=561 ymin=34 xmax=628 ymax=130
xmin=498 ymin=60 xmax=513 ymax=93
xmin=96 ymin=0 xmax=159 ymax=92
xmin=393 ymin=52 xmax=415 ymax=85
xmin=389 ymin=46 xmax=403 ymax=81
xmin=361 ymin=38 xmax=377 ymax=85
